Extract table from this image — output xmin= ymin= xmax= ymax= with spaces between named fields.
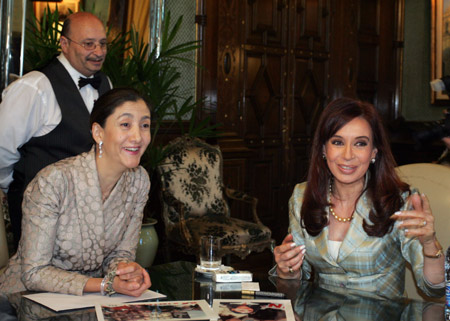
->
xmin=1 ymin=261 xmax=447 ymax=320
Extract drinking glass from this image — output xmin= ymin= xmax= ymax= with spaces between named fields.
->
xmin=200 ymin=235 xmax=222 ymax=270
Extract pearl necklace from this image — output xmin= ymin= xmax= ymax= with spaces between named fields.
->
xmin=329 ymin=183 xmax=353 ymax=223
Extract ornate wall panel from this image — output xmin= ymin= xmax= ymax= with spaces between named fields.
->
xmin=249 ymin=149 xmax=281 ymax=226
xmin=200 ymin=0 xmax=402 ymax=243
xmin=222 ymin=158 xmax=247 ymax=218
xmin=244 ymin=0 xmax=287 ymax=47
xmin=292 ymin=0 xmax=330 ymax=52
xmin=216 ymin=0 xmax=242 ymax=136
xmin=243 ymin=51 xmax=285 ymax=139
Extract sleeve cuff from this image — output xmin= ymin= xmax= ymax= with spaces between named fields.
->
xmin=423 ymin=275 xmax=445 ymax=289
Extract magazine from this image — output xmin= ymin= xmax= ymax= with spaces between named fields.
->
xmin=212 ymin=299 xmax=295 ymax=321
xmin=95 ymin=300 xmax=218 ymax=321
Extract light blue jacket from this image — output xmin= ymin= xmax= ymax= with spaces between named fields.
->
xmin=289 ymin=182 xmax=444 ymax=299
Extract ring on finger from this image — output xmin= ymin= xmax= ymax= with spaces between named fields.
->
xmin=288 ymin=267 xmax=294 ymax=273
xmin=422 ymin=220 xmax=427 ymax=227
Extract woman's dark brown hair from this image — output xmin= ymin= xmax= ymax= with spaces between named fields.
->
xmin=301 ymin=97 xmax=409 ymax=237
xmin=90 ymin=87 xmax=151 ymax=128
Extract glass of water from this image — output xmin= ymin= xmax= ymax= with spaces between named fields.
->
xmin=200 ymin=235 xmax=222 ymax=270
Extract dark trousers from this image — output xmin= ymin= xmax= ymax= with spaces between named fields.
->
xmin=6 ymin=173 xmax=24 ymax=252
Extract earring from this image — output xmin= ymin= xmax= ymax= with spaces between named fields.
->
xmin=371 ymin=158 xmax=376 ymax=164
xmin=322 ymin=154 xmax=326 ymax=160
xmin=99 ymin=141 xmax=103 ymax=158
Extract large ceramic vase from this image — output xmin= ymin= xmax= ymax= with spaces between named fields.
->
xmin=135 ymin=218 xmax=159 ymax=268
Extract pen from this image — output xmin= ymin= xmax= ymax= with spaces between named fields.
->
xmin=241 ymin=290 xmax=286 ymax=298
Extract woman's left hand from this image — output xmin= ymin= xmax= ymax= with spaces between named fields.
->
xmin=116 ymin=262 xmax=146 ymax=286
xmin=391 ymin=193 xmax=436 ymax=244
xmin=114 ymin=262 xmax=151 ymax=297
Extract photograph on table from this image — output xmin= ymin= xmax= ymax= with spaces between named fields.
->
xmin=212 ymin=299 xmax=295 ymax=321
xmin=95 ymin=300 xmax=217 ymax=321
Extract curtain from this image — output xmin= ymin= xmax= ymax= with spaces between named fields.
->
xmin=126 ymin=0 xmax=150 ymax=45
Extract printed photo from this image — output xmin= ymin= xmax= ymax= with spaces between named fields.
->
xmin=96 ymin=300 xmax=217 ymax=321
xmin=213 ymin=299 xmax=295 ymax=321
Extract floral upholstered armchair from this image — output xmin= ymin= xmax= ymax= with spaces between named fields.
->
xmin=156 ymin=135 xmax=274 ymax=259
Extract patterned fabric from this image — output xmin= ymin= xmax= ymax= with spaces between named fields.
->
xmin=289 ymin=182 xmax=445 ymax=299
xmin=157 ymin=136 xmax=273 ymax=258
xmin=0 ymin=147 xmax=150 ymax=295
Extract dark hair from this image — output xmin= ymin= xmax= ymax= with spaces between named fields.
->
xmin=225 ymin=303 xmax=262 ymax=314
xmin=90 ymin=88 xmax=151 ymax=128
xmin=60 ymin=17 xmax=71 ymax=38
xmin=301 ymin=97 xmax=409 ymax=237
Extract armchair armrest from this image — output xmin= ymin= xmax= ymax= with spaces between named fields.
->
xmin=224 ymin=187 xmax=263 ymax=225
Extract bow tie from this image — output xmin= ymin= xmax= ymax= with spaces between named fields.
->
xmin=78 ymin=75 xmax=101 ymax=89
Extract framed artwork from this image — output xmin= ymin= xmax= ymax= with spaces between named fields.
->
xmin=431 ymin=0 xmax=450 ymax=103
xmin=33 ymin=0 xmax=79 ymax=21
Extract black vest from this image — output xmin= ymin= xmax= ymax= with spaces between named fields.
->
xmin=12 ymin=58 xmax=111 ymax=192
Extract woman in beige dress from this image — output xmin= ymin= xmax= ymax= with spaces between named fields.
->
xmin=0 ymin=88 xmax=152 ymax=296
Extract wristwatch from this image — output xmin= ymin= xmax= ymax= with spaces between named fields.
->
xmin=423 ymin=239 xmax=443 ymax=259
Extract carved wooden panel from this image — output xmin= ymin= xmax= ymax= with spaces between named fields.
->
xmin=199 ymin=0 xmax=402 ymax=243
xmin=246 ymin=146 xmax=283 ymax=230
xmin=222 ymin=158 xmax=247 ymax=219
xmin=292 ymin=0 xmax=330 ymax=52
xmin=243 ymin=50 xmax=285 ymax=139
xmin=216 ymin=0 xmax=242 ymax=134
xmin=244 ymin=0 xmax=287 ymax=46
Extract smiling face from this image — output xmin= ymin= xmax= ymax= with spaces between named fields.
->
xmin=60 ymin=13 xmax=107 ymax=77
xmin=93 ymin=100 xmax=151 ymax=173
xmin=324 ymin=117 xmax=377 ymax=188
xmin=232 ymin=305 xmax=255 ymax=314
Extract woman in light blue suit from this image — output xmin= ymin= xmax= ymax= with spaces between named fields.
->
xmin=274 ymin=98 xmax=445 ymax=299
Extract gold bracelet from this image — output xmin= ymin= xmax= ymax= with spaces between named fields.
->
xmin=423 ymin=239 xmax=443 ymax=259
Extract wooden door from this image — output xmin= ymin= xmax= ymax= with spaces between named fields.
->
xmin=197 ymin=0 xmax=402 ymax=243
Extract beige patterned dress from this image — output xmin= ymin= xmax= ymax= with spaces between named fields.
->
xmin=0 ymin=147 xmax=150 ymax=295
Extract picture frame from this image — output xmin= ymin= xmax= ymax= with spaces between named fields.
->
xmin=33 ymin=0 xmax=79 ymax=21
xmin=431 ymin=0 xmax=450 ymax=104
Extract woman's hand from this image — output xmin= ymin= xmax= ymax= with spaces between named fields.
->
xmin=116 ymin=262 xmax=145 ymax=284
xmin=273 ymin=234 xmax=306 ymax=279
xmin=391 ymin=193 xmax=436 ymax=245
xmin=443 ymin=136 xmax=450 ymax=149
xmin=114 ymin=262 xmax=151 ymax=297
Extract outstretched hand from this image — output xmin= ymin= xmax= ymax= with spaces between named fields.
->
xmin=443 ymin=136 xmax=450 ymax=149
xmin=273 ymin=234 xmax=306 ymax=279
xmin=390 ymin=193 xmax=436 ymax=245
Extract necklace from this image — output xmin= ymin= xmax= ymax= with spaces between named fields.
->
xmin=328 ymin=183 xmax=353 ymax=223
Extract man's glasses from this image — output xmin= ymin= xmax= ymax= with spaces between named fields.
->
xmin=64 ymin=36 xmax=108 ymax=51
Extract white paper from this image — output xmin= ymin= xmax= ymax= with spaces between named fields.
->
xmin=214 ymin=282 xmax=242 ymax=292
xmin=241 ymin=282 xmax=260 ymax=291
xmin=23 ymin=290 xmax=166 ymax=312
xmin=95 ymin=299 xmax=218 ymax=321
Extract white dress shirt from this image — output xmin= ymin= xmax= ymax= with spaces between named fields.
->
xmin=0 ymin=54 xmax=110 ymax=192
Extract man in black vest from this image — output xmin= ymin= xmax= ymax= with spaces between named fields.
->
xmin=0 ymin=12 xmax=112 ymax=250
